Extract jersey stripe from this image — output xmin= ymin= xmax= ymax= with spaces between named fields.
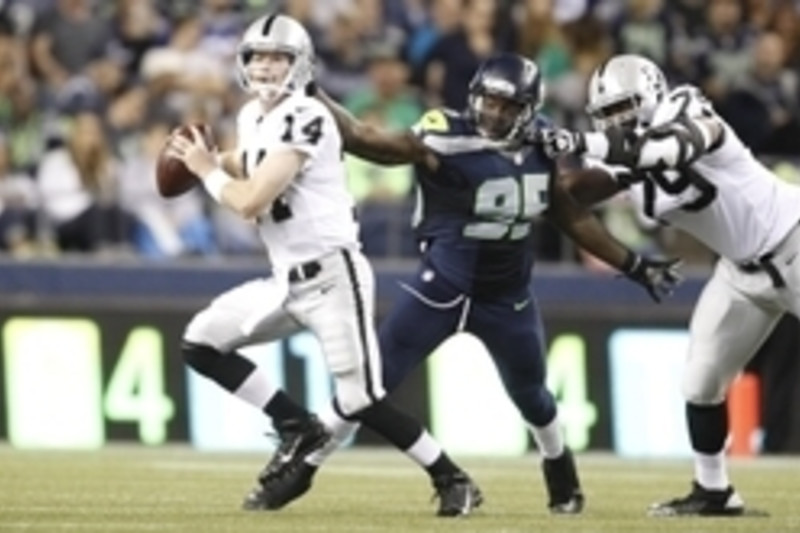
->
xmin=341 ymin=250 xmax=380 ymax=403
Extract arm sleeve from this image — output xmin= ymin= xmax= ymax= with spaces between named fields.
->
xmin=636 ymin=86 xmax=721 ymax=169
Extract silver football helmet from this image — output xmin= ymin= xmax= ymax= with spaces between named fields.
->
xmin=586 ymin=54 xmax=667 ymax=132
xmin=236 ymin=14 xmax=314 ymax=101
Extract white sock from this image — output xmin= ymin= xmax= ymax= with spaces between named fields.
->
xmin=694 ymin=451 xmax=730 ymax=490
xmin=305 ymin=405 xmax=360 ymax=466
xmin=528 ymin=416 xmax=565 ymax=459
xmin=405 ymin=430 xmax=444 ymax=467
xmin=233 ymin=369 xmax=279 ymax=409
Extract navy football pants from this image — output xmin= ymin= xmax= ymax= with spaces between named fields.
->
xmin=378 ymin=265 xmax=557 ymax=427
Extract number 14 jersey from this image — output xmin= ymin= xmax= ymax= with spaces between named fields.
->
xmin=236 ymin=94 xmax=359 ymax=271
xmin=628 ymin=85 xmax=800 ymax=264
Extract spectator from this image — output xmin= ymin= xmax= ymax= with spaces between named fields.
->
xmin=695 ymin=0 xmax=755 ymax=104
xmin=722 ymin=32 xmax=800 ymax=155
xmin=315 ymin=8 xmax=371 ymax=102
xmin=198 ymin=0 xmax=245 ymax=66
xmin=0 ymin=135 xmax=38 ymax=255
xmin=139 ymin=12 xmax=229 ymax=119
xmin=515 ymin=0 xmax=572 ymax=83
xmin=546 ymin=15 xmax=611 ymax=130
xmin=0 ymin=77 xmax=49 ymax=175
xmin=424 ymin=0 xmax=508 ymax=109
xmin=769 ymin=0 xmax=800 ymax=69
xmin=36 ymin=109 xmax=135 ymax=253
xmin=29 ymin=0 xmax=123 ymax=105
xmin=118 ymin=117 xmax=214 ymax=258
xmin=107 ymin=0 xmax=169 ymax=82
xmin=404 ymin=0 xmax=461 ymax=74
xmin=611 ymin=0 xmax=672 ymax=68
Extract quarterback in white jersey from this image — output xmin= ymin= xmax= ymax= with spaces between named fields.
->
xmin=166 ymin=13 xmax=480 ymax=515
xmin=542 ymin=54 xmax=800 ymax=517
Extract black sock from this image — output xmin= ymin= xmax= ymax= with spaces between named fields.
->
xmin=687 ymin=401 xmax=728 ymax=454
xmin=264 ymin=390 xmax=311 ymax=428
xmin=426 ymin=453 xmax=460 ymax=478
xmin=182 ymin=342 xmax=255 ymax=392
xmin=358 ymin=399 xmax=460 ymax=478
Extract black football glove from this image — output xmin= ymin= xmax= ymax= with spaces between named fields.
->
xmin=621 ymin=252 xmax=683 ymax=303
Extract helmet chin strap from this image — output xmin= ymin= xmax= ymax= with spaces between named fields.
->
xmin=255 ymin=83 xmax=283 ymax=103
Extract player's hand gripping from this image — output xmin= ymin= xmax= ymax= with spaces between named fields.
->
xmin=622 ymin=252 xmax=683 ymax=303
xmin=539 ymin=128 xmax=587 ymax=159
xmin=164 ymin=126 xmax=216 ymax=179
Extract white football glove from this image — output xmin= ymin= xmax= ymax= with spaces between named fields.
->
xmin=540 ymin=128 xmax=587 ymax=159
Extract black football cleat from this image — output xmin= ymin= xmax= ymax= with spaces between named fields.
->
xmin=542 ymin=447 xmax=584 ymax=514
xmin=258 ymin=415 xmax=330 ymax=483
xmin=648 ymin=481 xmax=745 ymax=517
xmin=242 ymin=416 xmax=330 ymax=511
xmin=242 ymin=462 xmax=318 ymax=511
xmin=431 ymin=471 xmax=483 ymax=517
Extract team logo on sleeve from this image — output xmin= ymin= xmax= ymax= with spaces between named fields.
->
xmin=416 ymin=109 xmax=449 ymax=133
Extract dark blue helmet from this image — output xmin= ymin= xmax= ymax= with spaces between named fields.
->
xmin=468 ymin=53 xmax=544 ymax=142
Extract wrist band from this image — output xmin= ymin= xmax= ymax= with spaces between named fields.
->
xmin=202 ymin=168 xmax=234 ymax=203
xmin=622 ymin=250 xmax=641 ymax=274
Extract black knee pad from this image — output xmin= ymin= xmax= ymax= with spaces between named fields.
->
xmin=181 ymin=341 xmax=222 ymax=377
xmin=181 ymin=341 xmax=256 ymax=393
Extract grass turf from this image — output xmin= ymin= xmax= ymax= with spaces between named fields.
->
xmin=1 ymin=445 xmax=798 ymax=533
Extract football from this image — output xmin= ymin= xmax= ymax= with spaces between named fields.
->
xmin=156 ymin=124 xmax=214 ymax=198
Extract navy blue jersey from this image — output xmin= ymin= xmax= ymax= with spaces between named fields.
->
xmin=410 ymin=108 xmax=556 ymax=297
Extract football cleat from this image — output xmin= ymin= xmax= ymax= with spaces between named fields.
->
xmin=243 ymin=462 xmax=318 ymax=511
xmin=542 ymin=447 xmax=584 ymax=514
xmin=431 ymin=471 xmax=484 ymax=517
xmin=242 ymin=415 xmax=330 ymax=511
xmin=648 ymin=481 xmax=745 ymax=517
xmin=258 ymin=415 xmax=330 ymax=484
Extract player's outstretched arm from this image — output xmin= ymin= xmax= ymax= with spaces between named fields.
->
xmin=546 ymin=175 xmax=682 ymax=302
xmin=542 ymin=118 xmax=723 ymax=170
xmin=559 ymin=166 xmax=626 ymax=208
xmin=316 ymin=89 xmax=431 ymax=166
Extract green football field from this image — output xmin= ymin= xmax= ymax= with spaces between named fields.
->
xmin=1 ymin=445 xmax=797 ymax=533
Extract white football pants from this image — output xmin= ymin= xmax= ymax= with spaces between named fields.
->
xmin=183 ymin=247 xmax=386 ymax=415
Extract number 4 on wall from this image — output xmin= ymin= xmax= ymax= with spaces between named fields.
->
xmin=103 ymin=327 xmax=175 ymax=445
xmin=2 ymin=318 xmax=174 ymax=449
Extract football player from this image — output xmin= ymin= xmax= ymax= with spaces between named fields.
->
xmin=541 ymin=53 xmax=800 ymax=516
xmin=165 ymin=13 xmax=484 ymax=516
xmin=260 ymin=52 xmax=682 ymax=514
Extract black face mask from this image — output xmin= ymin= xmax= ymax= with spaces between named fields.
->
xmin=472 ymin=94 xmax=526 ymax=141
xmin=591 ymin=95 xmax=643 ymax=134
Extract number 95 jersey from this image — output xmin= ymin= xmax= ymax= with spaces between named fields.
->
xmin=411 ymin=109 xmax=554 ymax=297
xmin=236 ymin=94 xmax=359 ymax=270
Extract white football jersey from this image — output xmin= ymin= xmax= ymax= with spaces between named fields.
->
xmin=236 ymin=93 xmax=359 ymax=270
xmin=626 ymin=85 xmax=800 ymax=263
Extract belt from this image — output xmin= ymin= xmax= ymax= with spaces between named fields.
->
xmin=288 ymin=260 xmax=322 ymax=282
xmin=737 ymin=221 xmax=800 ymax=288
xmin=738 ymin=252 xmax=785 ymax=288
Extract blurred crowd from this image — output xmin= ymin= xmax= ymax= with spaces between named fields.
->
xmin=0 ymin=0 xmax=799 ymax=266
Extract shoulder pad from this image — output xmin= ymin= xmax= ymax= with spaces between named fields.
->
xmin=651 ymin=85 xmax=715 ymax=127
xmin=413 ymin=108 xmax=451 ymax=134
